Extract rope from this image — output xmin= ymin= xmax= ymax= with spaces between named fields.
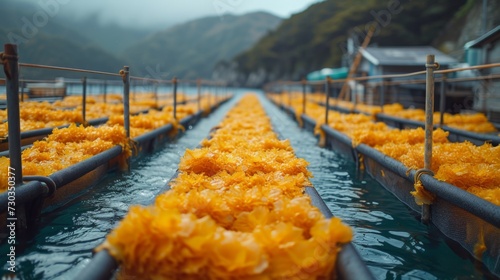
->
xmin=18 ymin=63 xmax=122 ymax=77
xmin=411 ymin=168 xmax=435 ymax=206
xmin=435 ymin=62 xmax=500 ymax=74
xmin=273 ymin=62 xmax=500 ymax=86
xmin=130 ymin=75 xmax=172 ymax=83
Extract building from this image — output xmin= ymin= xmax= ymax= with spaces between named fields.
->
xmin=465 ymin=25 xmax=500 ymax=122
xmin=356 ymin=46 xmax=458 ymax=109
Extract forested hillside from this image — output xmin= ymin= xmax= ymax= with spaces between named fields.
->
xmin=226 ymin=0 xmax=468 ymax=87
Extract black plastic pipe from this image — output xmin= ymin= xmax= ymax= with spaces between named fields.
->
xmin=82 ymin=77 xmax=87 ymax=124
xmin=74 ymin=250 xmax=118 ymax=280
xmin=0 ymin=181 xmax=46 ymax=212
xmin=376 ymin=113 xmax=500 ymax=146
xmin=48 ymin=146 xmax=122 ymax=189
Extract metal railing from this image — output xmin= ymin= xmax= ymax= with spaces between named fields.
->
xmin=265 ymin=62 xmax=500 ymax=126
xmin=0 ymin=43 xmax=230 ymax=234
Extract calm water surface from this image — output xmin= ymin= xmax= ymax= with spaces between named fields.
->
xmin=0 ymin=91 xmax=494 ymax=279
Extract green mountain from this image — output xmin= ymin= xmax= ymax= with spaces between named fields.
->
xmin=0 ymin=1 xmax=128 ymax=79
xmin=123 ymin=12 xmax=282 ymax=79
xmin=56 ymin=13 xmax=158 ymax=54
xmin=228 ymin=0 xmax=467 ymax=87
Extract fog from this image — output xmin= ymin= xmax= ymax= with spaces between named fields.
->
xmin=9 ymin=0 xmax=321 ymax=28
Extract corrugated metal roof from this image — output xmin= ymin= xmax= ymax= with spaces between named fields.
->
xmin=360 ymin=46 xmax=458 ymax=66
xmin=464 ymin=25 xmax=500 ymax=49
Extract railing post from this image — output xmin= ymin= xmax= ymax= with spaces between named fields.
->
xmin=422 ymin=54 xmax=439 ymax=223
xmin=82 ymin=76 xmax=87 ymax=125
xmin=325 ymin=77 xmax=332 ymax=124
xmin=215 ymin=82 xmax=218 ymax=106
xmin=103 ymin=80 xmax=107 ymax=104
xmin=153 ymin=82 xmax=159 ymax=109
xmin=20 ymin=80 xmax=25 ymax=102
xmin=439 ymin=74 xmax=447 ymax=127
xmin=302 ymin=78 xmax=307 ymax=115
xmin=280 ymin=83 xmax=284 ymax=106
xmin=380 ymin=79 xmax=385 ymax=113
xmin=3 ymin=44 xmax=28 ymax=231
xmin=197 ymin=79 xmax=201 ymax=112
xmin=120 ymin=66 xmax=130 ymax=139
xmin=172 ymin=77 xmax=178 ymax=120
xmin=132 ymin=80 xmax=136 ymax=102
xmin=287 ymin=84 xmax=292 ymax=108
xmin=3 ymin=44 xmax=22 ymax=185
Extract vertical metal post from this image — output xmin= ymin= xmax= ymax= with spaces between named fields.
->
xmin=353 ymin=80 xmax=358 ymax=113
xmin=215 ymin=82 xmax=218 ymax=106
xmin=173 ymin=77 xmax=178 ymax=119
xmin=424 ymin=55 xmax=437 ymax=170
xmin=380 ymin=79 xmax=385 ymax=113
xmin=422 ymin=54 xmax=438 ymax=223
xmin=103 ymin=80 xmax=107 ymax=104
xmin=287 ymin=84 xmax=292 ymax=108
xmin=82 ymin=77 xmax=87 ymax=125
xmin=334 ymin=82 xmax=339 ymax=107
xmin=439 ymin=74 xmax=446 ymax=127
xmin=280 ymin=84 xmax=284 ymax=107
xmin=362 ymin=79 xmax=367 ymax=105
xmin=325 ymin=77 xmax=332 ymax=124
xmin=121 ymin=66 xmax=130 ymax=139
xmin=20 ymin=81 xmax=25 ymax=102
xmin=302 ymin=79 xmax=306 ymax=115
xmin=197 ymin=79 xmax=201 ymax=112
xmin=153 ymin=82 xmax=158 ymax=109
xmin=3 ymin=44 xmax=22 ymax=185
xmin=132 ymin=80 xmax=136 ymax=102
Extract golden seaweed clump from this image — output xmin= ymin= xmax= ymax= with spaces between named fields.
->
xmin=273 ymin=93 xmax=500 ymax=205
xmin=99 ymin=94 xmax=352 ymax=279
xmin=0 ymin=123 xmax=129 ymax=193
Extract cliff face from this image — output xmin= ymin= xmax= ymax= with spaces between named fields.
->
xmin=434 ymin=0 xmax=500 ymax=59
xmin=219 ymin=0 xmax=500 ymax=88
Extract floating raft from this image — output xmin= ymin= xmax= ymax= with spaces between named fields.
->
xmin=77 ymin=94 xmax=374 ymax=280
xmin=275 ymin=100 xmax=500 ymax=277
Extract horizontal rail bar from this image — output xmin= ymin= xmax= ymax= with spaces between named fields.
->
xmin=0 ymin=181 xmax=46 ymax=213
xmin=18 ymin=63 xmax=122 ymax=77
xmin=74 ymin=250 xmax=118 ymax=280
xmin=48 ymin=146 xmax=122 ymax=189
xmin=420 ymin=174 xmax=500 ymax=227
xmin=305 ymin=187 xmax=375 ymax=280
xmin=435 ymin=63 xmax=500 ymax=75
xmin=270 ymin=63 xmax=500 ymax=87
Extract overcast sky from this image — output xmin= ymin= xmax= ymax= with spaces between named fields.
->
xmin=56 ymin=0 xmax=322 ymax=28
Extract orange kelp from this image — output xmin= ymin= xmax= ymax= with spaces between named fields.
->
xmin=270 ymin=94 xmax=500 ymax=206
xmin=99 ymin=94 xmax=352 ymax=279
xmin=0 ymin=124 xmax=130 ymax=192
xmin=278 ymin=92 xmax=497 ymax=133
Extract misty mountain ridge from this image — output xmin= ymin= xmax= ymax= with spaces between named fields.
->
xmin=1 ymin=1 xmax=281 ymax=80
xmin=123 ymin=11 xmax=282 ymax=79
